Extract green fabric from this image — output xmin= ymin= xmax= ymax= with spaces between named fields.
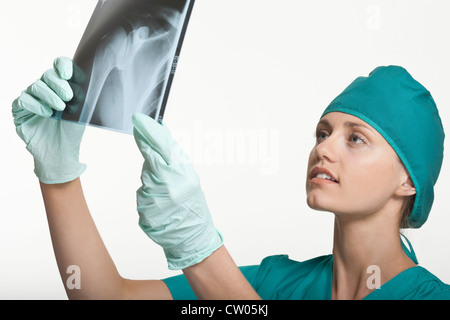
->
xmin=400 ymin=233 xmax=418 ymax=264
xmin=321 ymin=66 xmax=445 ymax=228
xmin=163 ymin=254 xmax=450 ymax=300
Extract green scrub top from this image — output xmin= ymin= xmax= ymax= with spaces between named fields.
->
xmin=163 ymin=254 xmax=450 ymax=300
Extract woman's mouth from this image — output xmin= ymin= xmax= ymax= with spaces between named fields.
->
xmin=310 ymin=167 xmax=339 ymax=184
xmin=314 ymin=173 xmax=338 ymax=182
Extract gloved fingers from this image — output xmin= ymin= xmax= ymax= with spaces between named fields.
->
xmin=26 ymin=79 xmax=67 ymax=112
xmin=13 ymin=91 xmax=53 ymax=118
xmin=139 ymin=164 xmax=167 ymax=192
xmin=132 ymin=113 xmax=178 ymax=165
xmin=53 ymin=57 xmax=73 ymax=81
xmin=134 ymin=125 xmax=167 ymax=173
xmin=41 ymin=69 xmax=74 ymax=102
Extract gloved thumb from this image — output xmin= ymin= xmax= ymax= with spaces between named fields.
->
xmin=132 ymin=113 xmax=178 ymax=165
xmin=53 ymin=57 xmax=74 ymax=81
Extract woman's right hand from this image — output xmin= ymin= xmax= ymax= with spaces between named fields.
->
xmin=12 ymin=57 xmax=86 ymax=184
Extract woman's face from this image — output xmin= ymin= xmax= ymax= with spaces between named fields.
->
xmin=306 ymin=112 xmax=412 ymax=217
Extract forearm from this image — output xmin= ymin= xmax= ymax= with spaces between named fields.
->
xmin=183 ymin=246 xmax=261 ymax=300
xmin=40 ymin=178 xmax=124 ymax=299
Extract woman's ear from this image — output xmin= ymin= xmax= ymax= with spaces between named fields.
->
xmin=394 ymin=161 xmax=416 ymax=197
xmin=395 ymin=176 xmax=416 ymax=197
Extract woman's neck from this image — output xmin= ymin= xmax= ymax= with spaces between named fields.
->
xmin=331 ymin=207 xmax=416 ymax=300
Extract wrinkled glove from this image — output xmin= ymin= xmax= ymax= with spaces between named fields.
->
xmin=12 ymin=57 xmax=86 ymax=184
xmin=132 ymin=113 xmax=224 ymax=270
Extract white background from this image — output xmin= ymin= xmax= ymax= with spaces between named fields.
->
xmin=1 ymin=0 xmax=450 ymax=299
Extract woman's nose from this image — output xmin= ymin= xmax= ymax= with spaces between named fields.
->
xmin=314 ymin=134 xmax=338 ymax=163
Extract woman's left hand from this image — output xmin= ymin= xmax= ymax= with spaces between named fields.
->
xmin=132 ymin=113 xmax=223 ymax=270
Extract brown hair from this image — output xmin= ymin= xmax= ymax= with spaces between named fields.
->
xmin=400 ymin=195 xmax=415 ymax=229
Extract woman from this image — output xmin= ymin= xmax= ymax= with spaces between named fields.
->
xmin=12 ymin=58 xmax=450 ymax=299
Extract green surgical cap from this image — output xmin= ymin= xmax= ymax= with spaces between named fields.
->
xmin=322 ymin=66 xmax=445 ymax=228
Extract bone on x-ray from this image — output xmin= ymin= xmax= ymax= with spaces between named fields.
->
xmin=53 ymin=0 xmax=195 ymax=134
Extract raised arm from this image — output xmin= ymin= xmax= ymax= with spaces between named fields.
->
xmin=12 ymin=57 xmax=171 ymax=299
xmin=131 ymin=113 xmax=260 ymax=299
xmin=13 ymin=57 xmax=260 ymax=300
xmin=42 ymin=175 xmax=256 ymax=299
xmin=40 ymin=178 xmax=171 ymax=299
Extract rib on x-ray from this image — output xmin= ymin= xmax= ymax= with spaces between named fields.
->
xmin=55 ymin=0 xmax=195 ymax=134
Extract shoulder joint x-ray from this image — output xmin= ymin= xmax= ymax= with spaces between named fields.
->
xmin=54 ymin=0 xmax=195 ymax=134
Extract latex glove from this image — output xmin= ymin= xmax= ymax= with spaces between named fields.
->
xmin=132 ymin=113 xmax=224 ymax=270
xmin=12 ymin=57 xmax=86 ymax=184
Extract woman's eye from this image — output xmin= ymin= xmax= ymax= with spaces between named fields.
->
xmin=316 ymin=131 xmax=328 ymax=141
xmin=349 ymin=133 xmax=366 ymax=144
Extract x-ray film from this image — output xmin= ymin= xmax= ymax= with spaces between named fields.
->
xmin=54 ymin=0 xmax=195 ymax=134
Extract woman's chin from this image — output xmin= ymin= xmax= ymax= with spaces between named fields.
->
xmin=306 ymin=196 xmax=332 ymax=212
